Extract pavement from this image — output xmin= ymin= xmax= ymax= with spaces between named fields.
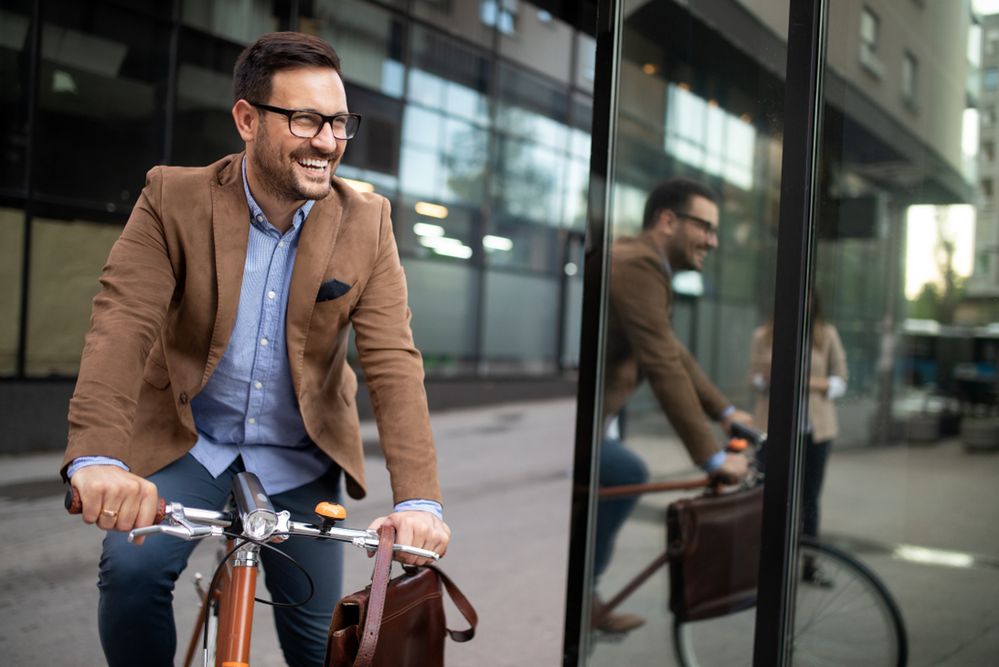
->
xmin=1 ymin=398 xmax=998 ymax=666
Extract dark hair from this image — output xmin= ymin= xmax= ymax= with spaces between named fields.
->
xmin=233 ymin=32 xmax=342 ymax=103
xmin=641 ymin=178 xmax=719 ymax=230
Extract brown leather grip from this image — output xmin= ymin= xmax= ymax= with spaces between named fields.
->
xmin=64 ymin=487 xmax=167 ymax=524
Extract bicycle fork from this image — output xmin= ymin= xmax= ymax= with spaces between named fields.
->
xmin=212 ymin=543 xmax=260 ymax=667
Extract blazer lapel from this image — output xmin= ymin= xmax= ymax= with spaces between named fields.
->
xmin=204 ymin=154 xmax=251 ymax=385
xmin=286 ymin=190 xmax=346 ymax=389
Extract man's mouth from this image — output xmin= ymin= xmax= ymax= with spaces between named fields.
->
xmin=296 ymin=157 xmax=330 ymax=173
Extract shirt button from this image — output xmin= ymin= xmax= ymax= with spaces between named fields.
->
xmin=260 ymin=338 xmax=269 ymax=347
xmin=248 ymin=417 xmax=256 ymax=425
xmin=267 ymin=290 xmax=276 ymax=300
xmin=254 ymin=381 xmax=263 ymax=389
xmin=178 ymin=392 xmax=188 ymax=405
xmin=256 ymin=214 xmax=264 ymax=222
xmin=278 ymin=241 xmax=286 ymax=248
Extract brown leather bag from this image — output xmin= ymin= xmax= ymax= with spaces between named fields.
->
xmin=666 ymin=484 xmax=764 ymax=622
xmin=325 ymin=525 xmax=478 ymax=667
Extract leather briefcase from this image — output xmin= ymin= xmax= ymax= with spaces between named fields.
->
xmin=666 ymin=484 xmax=764 ymax=623
xmin=325 ymin=526 xmax=477 ymax=667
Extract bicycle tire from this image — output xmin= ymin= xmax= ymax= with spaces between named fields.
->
xmin=673 ymin=538 xmax=907 ymax=667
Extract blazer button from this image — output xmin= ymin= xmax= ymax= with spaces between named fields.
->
xmin=179 ymin=392 xmax=189 ymax=405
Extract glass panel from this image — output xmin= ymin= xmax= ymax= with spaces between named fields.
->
xmin=799 ymin=2 xmax=999 ymax=666
xmin=302 ymin=0 xmax=406 ymax=99
xmin=33 ymin=0 xmax=171 ymax=209
xmin=0 ymin=0 xmax=32 ymax=195
xmin=0 ymin=209 xmax=25 ymax=375
xmin=180 ymin=0 xmax=281 ymax=45
xmin=578 ymin=0 xmax=788 ymax=662
xmin=482 ymin=270 xmax=559 ymax=373
xmin=403 ymin=256 xmax=478 ymax=375
xmin=25 ymin=218 xmax=121 ymax=376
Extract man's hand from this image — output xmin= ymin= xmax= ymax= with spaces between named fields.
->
xmin=710 ymin=452 xmax=749 ymax=486
xmin=70 ymin=465 xmax=159 ymax=545
xmin=368 ymin=511 xmax=451 ymax=566
xmin=721 ymin=409 xmax=754 ymax=436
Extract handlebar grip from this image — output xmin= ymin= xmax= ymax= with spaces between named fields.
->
xmin=729 ymin=421 xmax=767 ymax=446
xmin=64 ymin=487 xmax=167 ymax=524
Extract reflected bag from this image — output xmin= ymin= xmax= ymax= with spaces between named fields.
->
xmin=666 ymin=484 xmax=764 ymax=623
xmin=324 ymin=526 xmax=478 ymax=667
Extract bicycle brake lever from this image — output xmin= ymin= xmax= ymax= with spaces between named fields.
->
xmin=128 ymin=524 xmax=222 ymax=543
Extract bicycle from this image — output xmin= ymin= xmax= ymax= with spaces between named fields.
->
xmin=595 ymin=423 xmax=908 ymax=667
xmin=66 ymin=470 xmax=440 ymax=667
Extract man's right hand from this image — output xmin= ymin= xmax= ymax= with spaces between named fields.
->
xmin=70 ymin=465 xmax=159 ymax=544
xmin=710 ymin=452 xmax=749 ymax=486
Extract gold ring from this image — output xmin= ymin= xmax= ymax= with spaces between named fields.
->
xmin=100 ymin=508 xmax=119 ymax=520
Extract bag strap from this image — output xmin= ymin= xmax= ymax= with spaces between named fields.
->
xmin=427 ymin=564 xmax=479 ymax=642
xmin=355 ymin=524 xmax=395 ymax=667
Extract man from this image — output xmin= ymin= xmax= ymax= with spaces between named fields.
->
xmin=592 ymin=178 xmax=751 ymax=633
xmin=62 ymin=32 xmax=449 ymax=667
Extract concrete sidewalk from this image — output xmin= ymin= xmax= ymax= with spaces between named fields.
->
xmin=0 ymin=398 xmax=577 ymax=667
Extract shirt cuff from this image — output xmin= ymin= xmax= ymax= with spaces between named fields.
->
xmin=66 ymin=456 xmax=130 ymax=478
xmin=393 ymin=499 xmax=443 ymax=521
xmin=718 ymin=405 xmax=736 ymax=421
xmin=700 ymin=450 xmax=727 ymax=474
xmin=827 ymin=376 xmax=847 ymax=400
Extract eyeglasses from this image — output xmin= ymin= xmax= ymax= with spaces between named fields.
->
xmin=249 ymin=102 xmax=362 ymax=140
xmin=675 ymin=211 xmax=719 ymax=237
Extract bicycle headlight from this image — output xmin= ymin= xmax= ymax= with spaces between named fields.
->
xmin=244 ymin=509 xmax=278 ymax=540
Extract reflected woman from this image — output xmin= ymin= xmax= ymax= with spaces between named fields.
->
xmin=749 ymin=292 xmax=847 ymax=584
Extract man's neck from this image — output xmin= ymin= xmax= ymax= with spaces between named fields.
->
xmin=244 ymin=164 xmax=303 ymax=234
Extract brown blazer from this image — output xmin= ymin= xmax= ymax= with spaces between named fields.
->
xmin=750 ymin=322 xmax=847 ymax=443
xmin=63 ymin=154 xmax=440 ymax=504
xmin=601 ymin=231 xmax=730 ymax=465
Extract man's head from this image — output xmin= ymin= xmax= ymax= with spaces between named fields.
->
xmin=642 ymin=178 xmax=720 ymax=272
xmin=231 ymin=32 xmax=354 ymax=203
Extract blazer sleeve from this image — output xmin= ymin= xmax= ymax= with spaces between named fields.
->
xmin=608 ymin=251 xmax=725 ymax=465
xmin=827 ymin=325 xmax=848 ymax=381
xmin=350 ymin=198 xmax=441 ymax=505
xmin=64 ymin=167 xmax=177 ymax=475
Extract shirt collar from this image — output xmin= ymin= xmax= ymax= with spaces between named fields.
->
xmin=241 ymin=156 xmax=315 ymax=235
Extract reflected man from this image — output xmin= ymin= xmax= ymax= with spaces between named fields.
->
xmin=593 ymin=178 xmax=752 ymax=632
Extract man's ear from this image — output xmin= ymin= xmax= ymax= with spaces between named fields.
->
xmin=232 ymin=99 xmax=257 ymax=143
xmin=655 ymin=209 xmax=677 ymax=238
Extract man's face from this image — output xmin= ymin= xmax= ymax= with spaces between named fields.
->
xmin=246 ymin=67 xmax=349 ymax=203
xmin=667 ymin=194 xmax=719 ymax=272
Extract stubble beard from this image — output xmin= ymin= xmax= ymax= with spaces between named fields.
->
xmin=253 ymin=124 xmax=338 ymax=203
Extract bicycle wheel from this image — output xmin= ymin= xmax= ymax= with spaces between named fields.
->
xmin=673 ymin=538 xmax=907 ymax=667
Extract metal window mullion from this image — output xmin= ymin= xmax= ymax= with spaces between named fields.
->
xmin=752 ymin=0 xmax=828 ymax=665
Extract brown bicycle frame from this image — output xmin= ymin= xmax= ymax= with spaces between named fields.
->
xmin=182 ymin=539 xmax=260 ymax=667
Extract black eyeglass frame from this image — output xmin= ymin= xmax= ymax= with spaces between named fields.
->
xmin=673 ymin=210 xmax=720 ymax=236
xmin=249 ymin=102 xmax=363 ymax=140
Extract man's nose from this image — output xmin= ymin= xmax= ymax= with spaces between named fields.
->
xmin=311 ymin=122 xmax=338 ymax=151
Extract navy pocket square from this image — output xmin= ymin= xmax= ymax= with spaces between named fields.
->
xmin=317 ymin=278 xmax=353 ymax=302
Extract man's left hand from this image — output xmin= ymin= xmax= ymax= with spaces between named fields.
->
xmin=721 ymin=409 xmax=754 ymax=436
xmin=368 ymin=511 xmax=451 ymax=566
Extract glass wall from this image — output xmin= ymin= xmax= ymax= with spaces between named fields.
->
xmin=802 ymin=0 xmax=998 ymax=664
xmin=571 ymin=0 xmax=788 ymax=662
xmin=569 ymin=0 xmax=999 ymax=665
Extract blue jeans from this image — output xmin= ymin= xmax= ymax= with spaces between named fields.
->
xmin=97 ymin=454 xmax=343 ymax=667
xmin=593 ymin=438 xmax=649 ymax=580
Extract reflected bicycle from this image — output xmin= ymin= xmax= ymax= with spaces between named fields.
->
xmin=596 ymin=423 xmax=908 ymax=667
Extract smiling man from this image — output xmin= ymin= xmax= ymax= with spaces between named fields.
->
xmin=62 ymin=32 xmax=448 ymax=667
xmin=590 ymin=178 xmax=752 ymax=633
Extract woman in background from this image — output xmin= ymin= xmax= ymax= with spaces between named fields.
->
xmin=750 ymin=293 xmax=847 ymax=585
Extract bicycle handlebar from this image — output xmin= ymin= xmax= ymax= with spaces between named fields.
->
xmin=64 ymin=486 xmax=440 ymax=561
